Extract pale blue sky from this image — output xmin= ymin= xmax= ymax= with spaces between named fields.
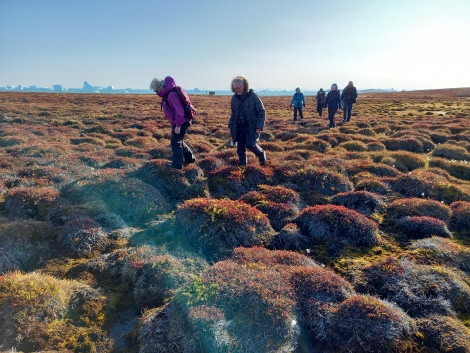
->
xmin=1 ymin=0 xmax=469 ymax=91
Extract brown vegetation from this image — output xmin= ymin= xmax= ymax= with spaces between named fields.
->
xmin=1 ymin=88 xmax=470 ymax=352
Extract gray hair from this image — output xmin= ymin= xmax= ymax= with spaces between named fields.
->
xmin=231 ymin=76 xmax=250 ymax=93
xmin=149 ymin=78 xmax=164 ymax=91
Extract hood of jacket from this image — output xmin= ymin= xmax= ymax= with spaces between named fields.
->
xmin=157 ymin=76 xmax=177 ymax=98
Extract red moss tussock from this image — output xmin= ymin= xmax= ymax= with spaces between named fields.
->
xmin=175 ymin=198 xmax=275 ymax=259
xmin=5 ymin=186 xmax=59 ymax=220
xmin=295 ymin=204 xmax=379 ymax=249
xmin=386 ymin=197 xmax=452 ymax=223
xmin=450 ymin=200 xmax=470 ymax=233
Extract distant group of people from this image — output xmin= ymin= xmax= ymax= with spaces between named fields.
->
xmin=150 ymin=76 xmax=356 ymax=169
xmin=294 ymin=81 xmax=358 ymax=128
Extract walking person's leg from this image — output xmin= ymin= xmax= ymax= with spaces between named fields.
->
xmin=328 ymin=108 xmax=337 ymax=128
xmin=342 ymin=101 xmax=349 ymax=122
xmin=170 ymin=125 xmax=184 ymax=169
xmin=347 ymin=102 xmax=353 ymax=122
xmin=247 ymin=144 xmax=266 ymax=165
xmin=293 ymin=108 xmax=298 ymax=121
xmin=299 ymin=107 xmax=304 ymax=120
xmin=180 ymin=121 xmax=196 ymax=163
xmin=236 ymin=124 xmax=248 ymax=165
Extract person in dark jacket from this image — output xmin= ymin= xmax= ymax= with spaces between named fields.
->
xmin=341 ymin=81 xmax=358 ymax=122
xmin=150 ymin=76 xmax=196 ymax=169
xmin=323 ymin=83 xmax=342 ymax=129
xmin=316 ymin=88 xmax=326 ymax=117
xmin=289 ymin=87 xmax=306 ymax=121
xmin=228 ymin=76 xmax=267 ymax=166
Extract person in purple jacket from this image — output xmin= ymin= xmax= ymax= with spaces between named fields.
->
xmin=323 ymin=83 xmax=342 ymax=129
xmin=150 ymin=76 xmax=196 ymax=169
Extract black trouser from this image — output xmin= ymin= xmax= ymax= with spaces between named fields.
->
xmin=293 ymin=107 xmax=304 ymax=120
xmin=343 ymin=100 xmax=354 ymax=121
xmin=327 ymin=107 xmax=338 ymax=128
xmin=171 ymin=121 xmax=194 ymax=168
xmin=236 ymin=123 xmax=265 ymax=165
xmin=316 ymin=101 xmax=323 ymax=116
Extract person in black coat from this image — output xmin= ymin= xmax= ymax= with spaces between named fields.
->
xmin=323 ymin=83 xmax=342 ymax=129
xmin=316 ymin=88 xmax=326 ymax=117
xmin=341 ymin=81 xmax=358 ymax=122
xmin=228 ymin=76 xmax=267 ymax=166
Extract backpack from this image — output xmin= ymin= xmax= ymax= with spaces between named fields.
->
xmin=162 ymin=86 xmax=196 ymax=121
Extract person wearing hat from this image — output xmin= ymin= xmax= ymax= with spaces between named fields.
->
xmin=323 ymin=83 xmax=342 ymax=129
xmin=150 ymin=76 xmax=196 ymax=169
xmin=289 ymin=87 xmax=306 ymax=121
xmin=316 ymin=88 xmax=326 ymax=117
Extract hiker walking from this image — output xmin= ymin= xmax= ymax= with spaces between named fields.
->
xmin=228 ymin=76 xmax=267 ymax=166
xmin=290 ymin=87 xmax=306 ymax=121
xmin=341 ymin=81 xmax=358 ymax=122
xmin=316 ymin=88 xmax=326 ymax=117
xmin=150 ymin=76 xmax=196 ymax=169
xmin=323 ymin=83 xmax=342 ymax=129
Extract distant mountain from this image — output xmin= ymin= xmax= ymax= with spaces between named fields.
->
xmin=0 ymin=82 xmax=397 ymax=96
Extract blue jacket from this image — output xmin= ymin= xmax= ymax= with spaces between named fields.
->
xmin=290 ymin=92 xmax=305 ymax=108
xmin=323 ymin=89 xmax=341 ymax=110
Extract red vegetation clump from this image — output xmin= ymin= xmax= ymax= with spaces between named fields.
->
xmin=61 ymin=174 xmax=171 ymax=226
xmin=386 ymin=197 xmax=452 ymax=224
xmin=329 ymin=295 xmax=416 ymax=353
xmin=289 ymin=265 xmax=354 ymax=304
xmin=416 ymin=315 xmax=470 ymax=352
xmin=239 ymin=184 xmax=300 ymax=230
xmin=278 ymin=165 xmax=354 ymax=198
xmin=354 ymin=257 xmax=470 ymax=318
xmin=61 ymin=217 xmax=108 ymax=257
xmin=391 ymin=169 xmax=470 ymax=202
xmin=231 ymin=246 xmax=318 ymax=268
xmin=133 ymin=159 xmax=207 ymax=202
xmin=0 ymin=271 xmax=112 ymax=352
xmin=409 ymin=236 xmax=470 ymax=274
xmin=383 ymin=136 xmax=427 ymax=153
xmin=196 ymin=258 xmax=299 ymax=352
xmin=379 ymin=151 xmax=426 ymax=172
xmin=177 ymin=247 xmax=355 ymax=352
xmin=271 ymin=222 xmax=309 ymax=250
xmin=396 ymin=216 xmax=452 ymax=239
xmin=175 ymin=198 xmax=275 ymax=259
xmin=17 ymin=165 xmax=69 ymax=186
xmin=429 ymin=157 xmax=470 ymax=181
xmin=355 ymin=178 xmax=392 ymax=195
xmin=331 ymin=190 xmax=386 ymax=217
xmin=347 ymin=159 xmax=401 ymax=177
xmin=0 ymin=220 xmax=58 ymax=272
xmin=432 ymin=143 xmax=470 ymax=161
xmin=450 ymin=200 xmax=470 ymax=233
xmin=194 ymin=155 xmax=224 ymax=174
xmin=5 ymin=186 xmax=59 ymax=220
xmin=207 ymin=165 xmax=274 ymax=199
xmin=294 ymin=204 xmax=379 ymax=251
